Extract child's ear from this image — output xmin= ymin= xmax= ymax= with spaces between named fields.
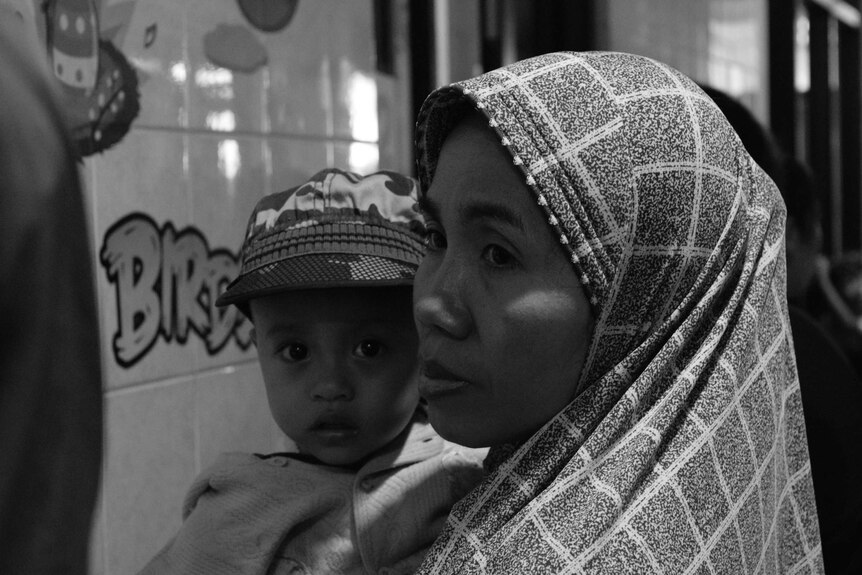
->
xmin=249 ymin=328 xmax=257 ymax=347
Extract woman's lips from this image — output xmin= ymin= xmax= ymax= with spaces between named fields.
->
xmin=419 ymin=360 xmax=470 ymax=398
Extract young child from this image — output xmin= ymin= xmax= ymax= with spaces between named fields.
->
xmin=140 ymin=168 xmax=485 ymax=575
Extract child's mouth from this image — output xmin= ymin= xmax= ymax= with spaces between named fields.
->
xmin=310 ymin=417 xmax=359 ymax=440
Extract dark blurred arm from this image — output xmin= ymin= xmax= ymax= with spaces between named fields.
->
xmin=0 ymin=17 xmax=103 ymax=575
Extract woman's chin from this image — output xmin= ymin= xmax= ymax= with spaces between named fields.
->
xmin=426 ymin=407 xmax=492 ymax=449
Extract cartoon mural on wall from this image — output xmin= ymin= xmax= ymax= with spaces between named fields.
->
xmin=2 ymin=0 xmax=316 ymax=367
xmin=201 ymin=0 xmax=301 ymax=73
xmin=237 ymin=0 xmax=299 ymax=32
xmin=203 ymin=24 xmax=268 ymax=73
xmin=100 ymin=213 xmax=253 ymax=368
xmin=44 ymin=0 xmax=140 ymax=155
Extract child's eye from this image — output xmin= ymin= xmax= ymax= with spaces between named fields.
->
xmin=423 ymin=228 xmax=447 ymax=250
xmin=281 ymin=343 xmax=309 ymax=362
xmin=354 ymin=340 xmax=382 ymax=358
xmin=481 ymin=244 xmax=515 ymax=267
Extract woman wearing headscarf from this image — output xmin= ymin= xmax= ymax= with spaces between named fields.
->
xmin=413 ymin=52 xmax=823 ymax=573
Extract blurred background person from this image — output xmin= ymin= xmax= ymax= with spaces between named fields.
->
xmin=822 ymin=252 xmax=862 ymax=376
xmin=703 ymin=83 xmax=862 ymax=574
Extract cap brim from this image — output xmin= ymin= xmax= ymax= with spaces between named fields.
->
xmin=215 ymin=252 xmax=417 ymax=309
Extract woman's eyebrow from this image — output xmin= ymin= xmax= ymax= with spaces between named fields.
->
xmin=463 ymin=201 xmax=526 ymax=232
xmin=418 ymin=195 xmax=526 ymax=232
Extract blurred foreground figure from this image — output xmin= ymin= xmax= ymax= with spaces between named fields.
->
xmin=0 ymin=11 xmax=103 ymax=575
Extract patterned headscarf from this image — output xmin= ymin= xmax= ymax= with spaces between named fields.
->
xmin=414 ymin=52 xmax=822 ymax=573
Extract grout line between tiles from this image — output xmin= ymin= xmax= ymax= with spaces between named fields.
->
xmin=105 ymin=357 xmax=258 ymax=397
xmin=132 ymin=123 xmax=378 ymax=145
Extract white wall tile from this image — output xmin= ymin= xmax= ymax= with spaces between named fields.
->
xmin=269 ymin=136 xmax=333 ymax=189
xmin=333 ymin=140 xmax=380 ymax=175
xmin=116 ymin=0 xmax=189 ymax=129
xmin=186 ymin=0 xmax=266 ymax=134
xmin=90 ymin=130 xmax=198 ymax=388
xmin=188 ymin=134 xmax=267 ymax=251
xmin=194 ymin=362 xmax=279 ymax=471
xmin=261 ymin=4 xmax=334 ymax=137
xmin=327 ymin=0 xmax=376 ymax=141
xmin=102 ymin=380 xmax=197 ymax=575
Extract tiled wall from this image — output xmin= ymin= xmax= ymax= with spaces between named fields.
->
xmin=4 ymin=0 xmax=772 ymax=572
xmin=9 ymin=0 xmax=410 ymax=573
xmin=597 ymin=0 xmax=769 ymax=123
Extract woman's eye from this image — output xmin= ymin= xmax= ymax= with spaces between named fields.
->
xmin=354 ymin=340 xmax=382 ymax=358
xmin=482 ymin=244 xmax=515 ymax=267
xmin=282 ymin=343 xmax=309 ymax=362
xmin=423 ymin=229 xmax=447 ymax=250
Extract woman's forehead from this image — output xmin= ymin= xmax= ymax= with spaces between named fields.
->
xmin=437 ymin=113 xmax=506 ymax=170
xmin=427 ymin=117 xmax=535 ymax=216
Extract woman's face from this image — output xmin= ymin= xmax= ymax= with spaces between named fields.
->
xmin=414 ymin=114 xmax=595 ymax=448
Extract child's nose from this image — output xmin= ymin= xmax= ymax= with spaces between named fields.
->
xmin=309 ymin=365 xmax=355 ymax=402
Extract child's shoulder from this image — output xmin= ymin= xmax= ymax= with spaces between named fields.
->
xmin=378 ymin=420 xmax=486 ymax=501
xmin=383 ymin=416 xmax=485 ymax=471
xmin=436 ymin=440 xmax=487 ymax=499
xmin=404 ymin=413 xmax=488 ymax=466
xmin=190 ymin=451 xmax=314 ymax=494
xmin=439 ymin=441 xmax=488 ymax=473
xmin=413 ymin=418 xmax=487 ymax=476
xmin=182 ymin=451 xmax=347 ymax=518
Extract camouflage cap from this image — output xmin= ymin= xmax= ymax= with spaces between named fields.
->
xmin=216 ymin=168 xmax=425 ymax=312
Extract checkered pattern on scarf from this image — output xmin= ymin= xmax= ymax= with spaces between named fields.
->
xmin=414 ymin=52 xmax=823 ymax=574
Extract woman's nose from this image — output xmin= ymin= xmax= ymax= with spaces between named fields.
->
xmin=413 ymin=257 xmax=472 ymax=340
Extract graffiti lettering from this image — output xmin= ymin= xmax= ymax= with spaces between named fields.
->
xmin=100 ymin=213 xmax=252 ymax=368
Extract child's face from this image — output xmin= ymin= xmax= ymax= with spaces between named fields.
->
xmin=250 ymin=287 xmax=420 ymax=466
